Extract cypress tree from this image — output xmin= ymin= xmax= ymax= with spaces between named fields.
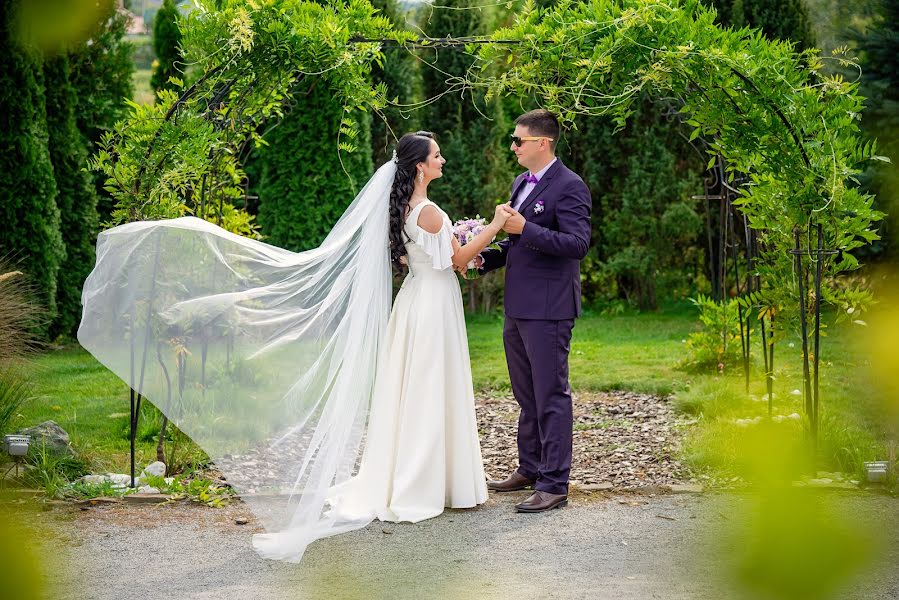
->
xmin=150 ymin=0 xmax=183 ymax=97
xmin=854 ymin=0 xmax=899 ymax=258
xmin=69 ymin=1 xmax=134 ymax=223
xmin=0 ymin=0 xmax=64 ymax=331
xmin=43 ymin=53 xmax=100 ymax=338
xmin=256 ymin=80 xmax=373 ymax=251
xmin=707 ymin=0 xmax=815 ymax=50
xmin=369 ymin=0 xmax=422 ymax=165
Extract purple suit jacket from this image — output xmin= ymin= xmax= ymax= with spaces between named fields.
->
xmin=481 ymin=159 xmax=592 ymax=320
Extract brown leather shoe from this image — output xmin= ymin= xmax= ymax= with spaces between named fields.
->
xmin=515 ymin=490 xmax=568 ymax=513
xmin=486 ymin=471 xmax=536 ymax=492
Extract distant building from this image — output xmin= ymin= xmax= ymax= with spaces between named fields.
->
xmin=126 ymin=14 xmax=146 ymax=35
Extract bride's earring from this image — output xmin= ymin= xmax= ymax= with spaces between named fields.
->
xmin=418 ymin=170 xmax=424 ymax=184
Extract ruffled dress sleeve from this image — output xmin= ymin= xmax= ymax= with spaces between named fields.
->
xmin=414 ymin=221 xmax=454 ymax=271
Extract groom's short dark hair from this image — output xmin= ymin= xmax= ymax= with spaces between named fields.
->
xmin=515 ymin=109 xmax=560 ymax=151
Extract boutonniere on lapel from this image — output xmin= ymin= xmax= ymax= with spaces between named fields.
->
xmin=533 ymin=200 xmax=545 ymax=215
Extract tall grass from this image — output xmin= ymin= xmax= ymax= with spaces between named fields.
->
xmin=0 ymin=260 xmax=46 ymax=363
xmin=0 ymin=260 xmax=45 ymax=436
xmin=0 ymin=370 xmax=32 ymax=436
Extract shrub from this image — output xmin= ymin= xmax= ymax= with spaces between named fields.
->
xmin=683 ymin=294 xmax=744 ymax=372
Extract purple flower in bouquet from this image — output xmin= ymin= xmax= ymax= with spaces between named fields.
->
xmin=452 ymin=216 xmax=497 ymax=279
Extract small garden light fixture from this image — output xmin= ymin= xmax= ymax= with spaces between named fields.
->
xmin=863 ymin=460 xmax=889 ymax=483
xmin=3 ymin=434 xmax=30 ymax=477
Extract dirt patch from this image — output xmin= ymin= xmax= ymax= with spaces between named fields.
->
xmin=477 ymin=390 xmax=694 ymax=487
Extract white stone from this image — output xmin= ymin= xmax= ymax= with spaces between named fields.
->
xmin=141 ymin=461 xmax=166 ymax=478
xmin=136 ymin=486 xmax=160 ymax=494
xmin=81 ymin=475 xmax=108 ymax=485
xmin=107 ymin=473 xmax=131 ymax=486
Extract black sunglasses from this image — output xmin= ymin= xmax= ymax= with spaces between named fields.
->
xmin=510 ymin=135 xmax=554 ymax=148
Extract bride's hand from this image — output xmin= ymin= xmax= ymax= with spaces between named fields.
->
xmin=491 ymin=203 xmax=511 ymax=229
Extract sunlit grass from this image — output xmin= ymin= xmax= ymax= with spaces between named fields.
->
xmin=467 ymin=302 xmax=699 ymax=394
xmin=132 ymin=68 xmax=154 ymax=105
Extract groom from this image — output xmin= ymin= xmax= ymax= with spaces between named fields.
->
xmin=480 ymin=109 xmax=592 ymax=513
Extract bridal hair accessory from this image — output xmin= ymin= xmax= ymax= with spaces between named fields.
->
xmin=533 ymin=200 xmax=545 ymax=215
xmin=392 ymin=148 xmax=398 ymax=163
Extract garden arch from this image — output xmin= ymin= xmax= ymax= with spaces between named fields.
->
xmin=89 ymin=0 xmax=883 ymax=483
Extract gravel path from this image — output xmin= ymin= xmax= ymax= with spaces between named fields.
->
xmin=20 ymin=491 xmax=899 ymax=600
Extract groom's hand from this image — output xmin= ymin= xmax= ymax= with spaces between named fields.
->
xmin=502 ymin=207 xmax=526 ymax=235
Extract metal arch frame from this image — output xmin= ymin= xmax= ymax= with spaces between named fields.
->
xmin=122 ymin=34 xmax=833 ymax=486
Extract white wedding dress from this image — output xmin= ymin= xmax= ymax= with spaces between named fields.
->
xmin=78 ymin=160 xmax=486 ymax=563
xmin=329 ymin=199 xmax=488 ymax=522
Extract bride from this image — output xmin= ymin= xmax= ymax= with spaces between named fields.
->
xmin=78 ymin=131 xmax=509 ymax=562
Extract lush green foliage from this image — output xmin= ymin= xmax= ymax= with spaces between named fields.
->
xmin=90 ymin=0 xmax=405 ymax=235
xmin=682 ymin=294 xmax=743 ymax=370
xmin=421 ymin=0 xmax=513 ymax=220
xmin=150 ymin=0 xmax=183 ymax=97
xmin=43 ymin=54 xmax=100 ymax=339
xmin=853 ymin=0 xmax=899 ymax=258
xmin=475 ymin=0 xmax=883 ymax=343
xmin=87 ymin=0 xmax=884 ymax=319
xmin=256 ymin=83 xmax=373 ymax=250
xmin=0 ymin=0 xmax=63 ymax=330
xmin=568 ymin=98 xmax=705 ymax=310
xmin=418 ymin=0 xmax=516 ymax=312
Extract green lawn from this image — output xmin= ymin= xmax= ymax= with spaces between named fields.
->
xmin=16 ymin=304 xmax=891 ymax=480
xmin=468 ymin=305 xmax=697 ymax=394
xmin=26 ymin=348 xmax=139 ymax=472
xmin=132 ymin=68 xmax=154 ymax=106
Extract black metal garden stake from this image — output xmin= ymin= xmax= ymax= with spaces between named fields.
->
xmin=791 ymin=223 xmax=838 ymax=445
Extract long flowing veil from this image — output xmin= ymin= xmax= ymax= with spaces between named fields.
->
xmin=78 ymin=160 xmax=396 ymax=562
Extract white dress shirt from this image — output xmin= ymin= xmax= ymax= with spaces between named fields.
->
xmin=513 ymin=158 xmax=557 ymax=211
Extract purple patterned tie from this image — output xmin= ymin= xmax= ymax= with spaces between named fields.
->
xmin=524 ymin=174 xmax=539 ymax=184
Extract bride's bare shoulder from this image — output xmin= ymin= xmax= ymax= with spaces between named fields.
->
xmin=416 ymin=203 xmax=445 ymax=234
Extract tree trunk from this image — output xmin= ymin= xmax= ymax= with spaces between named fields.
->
xmin=157 ymin=415 xmax=168 ymax=465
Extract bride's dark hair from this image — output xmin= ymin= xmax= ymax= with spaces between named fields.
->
xmin=389 ymin=131 xmax=435 ymax=267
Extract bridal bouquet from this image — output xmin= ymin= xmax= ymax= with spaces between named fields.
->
xmin=452 ymin=217 xmax=494 ymax=280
